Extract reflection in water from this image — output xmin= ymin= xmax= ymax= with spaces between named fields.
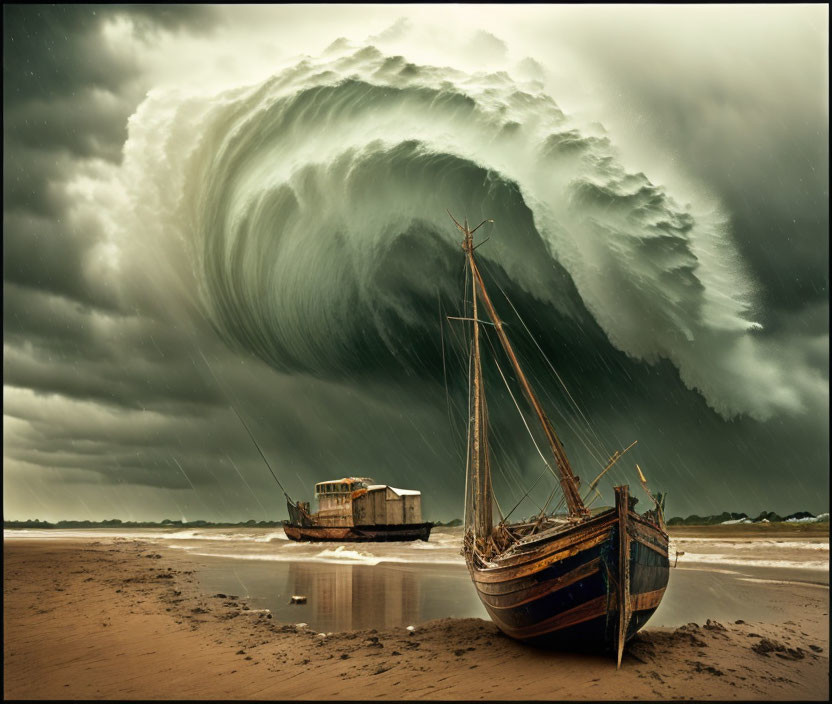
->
xmin=288 ymin=563 xmax=419 ymax=631
xmin=194 ymin=557 xmax=485 ymax=632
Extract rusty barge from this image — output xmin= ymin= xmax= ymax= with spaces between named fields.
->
xmin=448 ymin=212 xmax=669 ymax=666
xmin=283 ymin=477 xmax=433 ymax=542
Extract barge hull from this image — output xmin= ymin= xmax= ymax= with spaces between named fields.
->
xmin=282 ymin=522 xmax=432 ymax=542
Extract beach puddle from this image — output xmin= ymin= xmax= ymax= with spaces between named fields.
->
xmin=192 ymin=557 xmax=487 ymax=632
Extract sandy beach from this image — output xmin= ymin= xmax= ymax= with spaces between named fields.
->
xmin=3 ymin=531 xmax=829 ymax=700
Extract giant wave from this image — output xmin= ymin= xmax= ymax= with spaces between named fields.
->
xmin=123 ymin=41 xmax=789 ymax=420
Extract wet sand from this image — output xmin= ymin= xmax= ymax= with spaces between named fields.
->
xmin=3 ymin=537 xmax=829 ymax=700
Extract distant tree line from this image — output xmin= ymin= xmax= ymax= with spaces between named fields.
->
xmin=3 ymin=518 xmax=285 ymax=529
xmin=665 ymin=510 xmax=826 ymax=526
xmin=8 ymin=514 xmax=826 ymax=529
xmin=4 ymin=517 xmax=466 ymax=529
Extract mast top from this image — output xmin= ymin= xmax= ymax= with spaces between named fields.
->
xmin=447 ymin=210 xmax=493 ymax=254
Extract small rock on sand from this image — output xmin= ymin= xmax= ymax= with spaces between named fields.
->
xmin=751 ymin=638 xmax=804 ymax=659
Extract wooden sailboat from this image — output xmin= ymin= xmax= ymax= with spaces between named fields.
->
xmin=449 ymin=213 xmax=669 ymax=667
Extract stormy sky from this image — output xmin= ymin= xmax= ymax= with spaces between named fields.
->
xmin=3 ymin=4 xmax=828 ymax=522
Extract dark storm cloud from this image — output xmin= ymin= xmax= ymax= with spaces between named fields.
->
xmin=2 ymin=205 xmax=116 ymax=310
xmin=3 ymin=3 xmax=220 ymax=304
xmin=2 ymin=4 xmax=232 ymax=515
xmin=2 ymin=2 xmax=222 ymax=364
xmin=3 ymin=5 xmax=218 ymax=103
xmin=3 ymin=4 xmax=219 ymax=171
xmin=2 ymin=283 xmax=235 ymax=417
xmin=4 ymin=5 xmax=138 ymax=106
xmin=3 ymin=343 xmax=467 ymax=515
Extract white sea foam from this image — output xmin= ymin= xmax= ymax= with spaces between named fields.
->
xmin=314 ymin=546 xmax=384 ymax=564
xmin=671 ymin=538 xmax=828 ymax=550
xmin=737 ymin=577 xmax=829 ymax=588
xmin=3 ymin=529 xmax=163 ymax=540
xmin=676 ymin=553 xmax=829 ymax=571
xmin=4 ymin=527 xmax=293 ymax=542
xmin=252 ymin=531 xmax=289 ymax=542
xmin=184 ymin=548 xmax=463 ymax=566
xmin=673 ymin=567 xmax=748 ymax=578
xmin=161 ymin=529 xmax=290 ymax=542
xmin=786 ymin=513 xmax=830 ymax=523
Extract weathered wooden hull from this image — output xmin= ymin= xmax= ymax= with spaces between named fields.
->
xmin=467 ymin=488 xmax=668 ymax=658
xmin=282 ymin=522 xmax=433 ymax=542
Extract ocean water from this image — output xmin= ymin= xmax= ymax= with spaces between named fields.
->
xmin=6 ymin=526 xmax=827 ymax=571
xmin=5 ymin=527 xmax=828 ymax=633
xmin=669 ymin=536 xmax=830 ymax=571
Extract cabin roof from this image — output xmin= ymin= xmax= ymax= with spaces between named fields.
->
xmin=317 ymin=477 xmax=374 ymax=485
xmin=367 ymin=484 xmax=421 ymax=496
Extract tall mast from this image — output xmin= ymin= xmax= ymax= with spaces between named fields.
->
xmin=463 ymin=218 xmax=493 ymax=541
xmin=451 ymin=213 xmax=588 ymax=519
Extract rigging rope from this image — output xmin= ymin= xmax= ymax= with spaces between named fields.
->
xmin=478 ymin=337 xmax=547 ymax=510
xmin=479 ymin=260 xmax=614 ymax=467
xmin=480 ymin=322 xmax=559 ymax=518
xmin=539 ymin=480 xmax=561 ymax=518
xmin=477 ymin=259 xmax=635 ymax=494
xmin=501 ymin=461 xmax=551 ymax=523
xmin=438 ymin=293 xmax=466 ymax=458
xmin=492 ymin=272 xmax=611 ymax=455
xmin=229 ymin=405 xmax=292 ymax=500
xmin=197 ymin=349 xmax=292 ymax=501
